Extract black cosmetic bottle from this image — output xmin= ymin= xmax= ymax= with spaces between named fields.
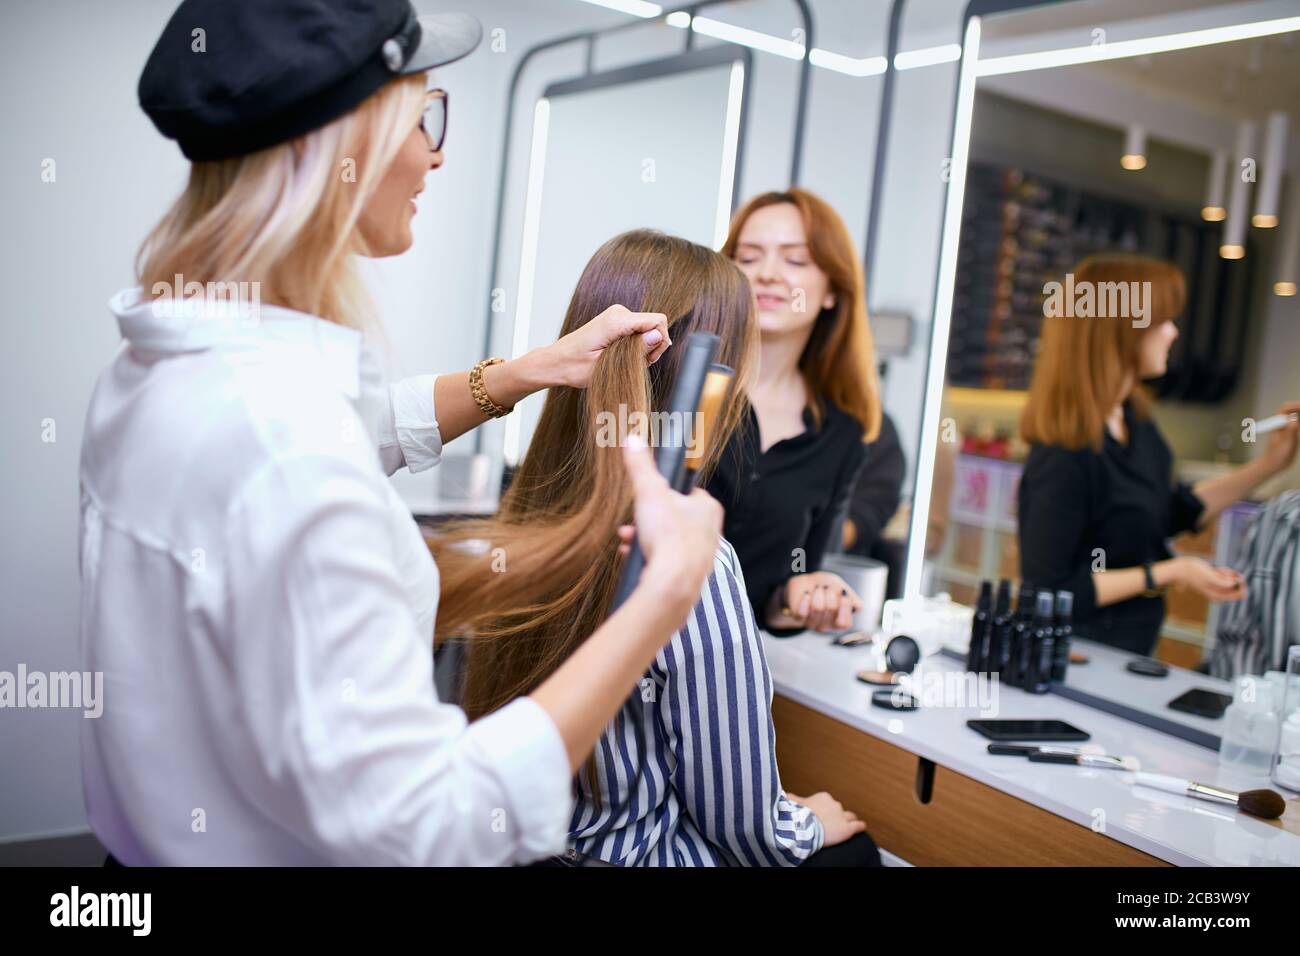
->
xmin=986 ymin=579 xmax=1013 ymax=676
xmin=1006 ymin=582 xmax=1035 ymax=687
xmin=1026 ymin=590 xmax=1057 ymax=694
xmin=1050 ymin=590 xmax=1074 ymax=682
xmin=966 ymin=581 xmax=993 ymax=672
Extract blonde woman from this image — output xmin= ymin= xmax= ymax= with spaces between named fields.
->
xmin=81 ymin=0 xmax=722 ymax=866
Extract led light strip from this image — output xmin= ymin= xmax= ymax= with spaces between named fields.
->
xmin=809 ymin=48 xmax=887 ymax=77
xmin=595 ymin=4 xmax=959 ymax=78
xmin=903 ymin=15 xmax=982 ymax=601
xmin=503 ymin=98 xmax=552 ymax=467
xmin=713 ymin=60 xmax=747 ymax=249
xmin=689 ymin=15 xmax=806 ymax=59
xmin=976 ymin=15 xmax=1300 ymax=76
xmin=576 ymin=0 xmax=663 ymax=18
xmin=895 ymin=43 xmax=961 ymax=70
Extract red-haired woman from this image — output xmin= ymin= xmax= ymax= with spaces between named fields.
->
xmin=711 ymin=189 xmax=885 ymax=635
xmin=1019 ymin=254 xmax=1298 ymax=655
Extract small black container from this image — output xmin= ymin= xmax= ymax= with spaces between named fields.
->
xmin=1050 ymin=590 xmax=1074 ymax=682
xmin=1006 ymin=582 xmax=1036 ymax=688
xmin=986 ymin=579 xmax=1013 ymax=676
xmin=966 ymin=581 xmax=993 ymax=672
xmin=1026 ymin=591 xmax=1057 ymax=695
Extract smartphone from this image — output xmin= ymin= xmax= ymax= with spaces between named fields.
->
xmin=1167 ymin=688 xmax=1231 ymax=719
xmin=966 ymin=719 xmax=1090 ymax=742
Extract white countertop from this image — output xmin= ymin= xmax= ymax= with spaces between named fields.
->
xmin=763 ymin=631 xmax=1300 ymax=867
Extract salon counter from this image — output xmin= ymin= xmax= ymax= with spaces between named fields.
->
xmin=764 ymin=632 xmax=1300 ymax=866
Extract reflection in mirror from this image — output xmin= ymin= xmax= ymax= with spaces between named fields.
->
xmin=915 ymin=1 xmax=1300 ymax=748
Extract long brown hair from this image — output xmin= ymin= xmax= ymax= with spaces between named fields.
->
xmin=721 ymin=188 xmax=881 ymax=441
xmin=430 ymin=230 xmax=758 ymax=720
xmin=1020 ymin=253 xmax=1185 ymax=451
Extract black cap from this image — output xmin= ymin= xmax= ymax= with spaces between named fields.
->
xmin=138 ymin=0 xmax=482 ymax=161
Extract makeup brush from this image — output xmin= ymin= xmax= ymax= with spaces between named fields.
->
xmin=1254 ymin=411 xmax=1300 ymax=436
xmin=1028 ymin=751 xmax=1140 ymax=771
xmin=1131 ymin=772 xmax=1287 ymax=820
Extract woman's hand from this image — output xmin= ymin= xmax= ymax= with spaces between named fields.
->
xmin=533 ymin=304 xmax=671 ymax=389
xmin=789 ymin=791 xmax=866 ymax=847
xmin=1260 ymin=401 xmax=1300 ymax=475
xmin=1172 ymin=556 xmax=1247 ymax=604
xmin=622 ymin=433 xmax=721 ymax=610
xmin=768 ymin=572 xmax=863 ymax=633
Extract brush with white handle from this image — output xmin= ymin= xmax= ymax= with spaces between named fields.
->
xmin=1254 ymin=411 xmax=1300 ymax=435
xmin=1131 ymin=772 xmax=1286 ymax=820
xmin=1028 ymin=751 xmax=1140 ymax=771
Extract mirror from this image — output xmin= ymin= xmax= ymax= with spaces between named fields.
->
xmin=912 ymin=0 xmax=1300 ymax=746
xmin=499 ymin=44 xmax=751 ymax=466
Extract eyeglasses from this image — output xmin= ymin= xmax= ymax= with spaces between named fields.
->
xmin=420 ymin=89 xmax=448 ymax=152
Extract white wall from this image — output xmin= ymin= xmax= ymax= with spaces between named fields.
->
xmin=2 ymin=0 xmax=191 ymax=844
xmin=0 ymin=0 xmax=617 ymax=844
xmin=0 ymin=0 xmax=964 ymax=843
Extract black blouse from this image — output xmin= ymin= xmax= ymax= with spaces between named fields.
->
xmin=1017 ymin=402 xmax=1204 ymax=655
xmin=705 ymin=400 xmax=866 ymax=635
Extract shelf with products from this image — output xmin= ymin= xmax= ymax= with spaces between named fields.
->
xmin=946 ymin=160 xmax=1254 ymax=398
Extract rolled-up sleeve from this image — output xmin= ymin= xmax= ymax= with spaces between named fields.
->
xmin=224 ymin=445 xmax=571 ymax=866
xmin=377 ymin=374 xmax=443 ymax=476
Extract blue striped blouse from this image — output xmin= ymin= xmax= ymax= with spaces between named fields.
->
xmin=569 ymin=539 xmax=825 ymax=866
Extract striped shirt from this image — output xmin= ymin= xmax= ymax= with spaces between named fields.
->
xmin=569 ymin=539 xmax=824 ymax=866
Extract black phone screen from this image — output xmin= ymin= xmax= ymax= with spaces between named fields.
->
xmin=966 ymin=719 xmax=1091 ymax=742
xmin=1167 ymin=688 xmax=1232 ymax=719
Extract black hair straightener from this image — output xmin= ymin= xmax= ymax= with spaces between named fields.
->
xmin=585 ymin=331 xmax=734 ymax=840
xmin=609 ymin=331 xmax=732 ymax=610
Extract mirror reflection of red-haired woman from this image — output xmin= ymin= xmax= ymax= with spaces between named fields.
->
xmin=1018 ymin=254 xmax=1299 ymax=656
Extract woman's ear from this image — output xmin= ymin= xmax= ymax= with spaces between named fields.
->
xmin=823 ymin=292 xmax=837 ymax=310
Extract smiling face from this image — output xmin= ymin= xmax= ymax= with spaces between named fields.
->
xmin=356 ymin=99 xmax=443 ymax=258
xmin=731 ymin=202 xmax=835 ymax=338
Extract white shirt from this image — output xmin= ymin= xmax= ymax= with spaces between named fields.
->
xmin=78 ymin=289 xmax=572 ymax=865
